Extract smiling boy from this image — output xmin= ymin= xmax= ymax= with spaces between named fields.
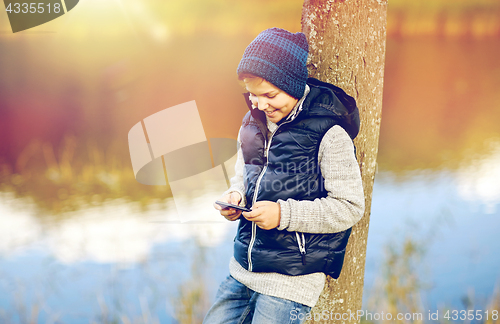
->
xmin=203 ymin=28 xmax=365 ymax=324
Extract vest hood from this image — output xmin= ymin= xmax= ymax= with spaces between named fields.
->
xmin=243 ymin=77 xmax=360 ymax=140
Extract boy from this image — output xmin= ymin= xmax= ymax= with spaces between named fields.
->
xmin=204 ymin=27 xmax=365 ymax=324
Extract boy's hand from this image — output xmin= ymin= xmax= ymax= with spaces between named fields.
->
xmin=214 ymin=191 xmax=243 ymax=221
xmin=242 ymin=201 xmax=280 ymax=230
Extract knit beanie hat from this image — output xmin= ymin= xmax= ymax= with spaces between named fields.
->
xmin=237 ymin=28 xmax=309 ymax=99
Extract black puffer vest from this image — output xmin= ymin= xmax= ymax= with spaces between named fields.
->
xmin=233 ymin=78 xmax=360 ymax=279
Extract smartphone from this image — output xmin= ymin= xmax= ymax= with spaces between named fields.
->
xmin=215 ymin=201 xmax=252 ymax=212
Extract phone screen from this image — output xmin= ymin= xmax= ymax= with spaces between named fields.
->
xmin=215 ymin=201 xmax=251 ymax=212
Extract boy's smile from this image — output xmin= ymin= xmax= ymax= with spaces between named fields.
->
xmin=243 ymin=77 xmax=299 ymax=124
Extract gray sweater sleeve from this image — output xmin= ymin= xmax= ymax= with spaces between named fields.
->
xmin=277 ymin=125 xmax=365 ymax=233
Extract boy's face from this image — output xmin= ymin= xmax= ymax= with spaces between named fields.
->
xmin=244 ymin=77 xmax=299 ymax=124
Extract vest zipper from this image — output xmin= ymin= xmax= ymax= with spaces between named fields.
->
xmin=247 ymin=120 xmax=292 ymax=272
xmin=295 ymin=232 xmax=307 ymax=265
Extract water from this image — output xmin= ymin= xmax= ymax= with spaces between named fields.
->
xmin=1 ymin=162 xmax=499 ymax=322
xmin=0 ymin=195 xmax=237 ymax=323
xmin=360 ymin=36 xmax=500 ymax=313
xmin=366 ymin=169 xmax=500 ymax=311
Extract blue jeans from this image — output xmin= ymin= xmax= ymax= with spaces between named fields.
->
xmin=203 ymin=275 xmax=311 ymax=324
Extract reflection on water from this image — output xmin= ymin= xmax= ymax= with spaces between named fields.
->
xmin=366 ymin=168 xmax=500 ymax=311
xmin=380 ymin=38 xmax=500 ymax=173
xmin=0 ymin=194 xmax=235 ymax=264
xmin=457 ymin=140 xmax=500 ymax=214
xmin=2 ymin=164 xmax=499 ymax=322
xmin=0 ymin=193 xmax=237 ymax=323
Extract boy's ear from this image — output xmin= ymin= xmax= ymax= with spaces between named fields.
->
xmin=237 ymin=78 xmax=248 ymax=91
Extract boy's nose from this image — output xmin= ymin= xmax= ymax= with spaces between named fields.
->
xmin=257 ymin=98 xmax=269 ymax=110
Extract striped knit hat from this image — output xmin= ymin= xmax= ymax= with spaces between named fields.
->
xmin=237 ymin=28 xmax=309 ymax=99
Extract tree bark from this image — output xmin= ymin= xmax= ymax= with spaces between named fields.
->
xmin=301 ymin=0 xmax=387 ymax=322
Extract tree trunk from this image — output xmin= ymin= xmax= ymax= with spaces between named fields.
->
xmin=301 ymin=0 xmax=387 ymax=322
